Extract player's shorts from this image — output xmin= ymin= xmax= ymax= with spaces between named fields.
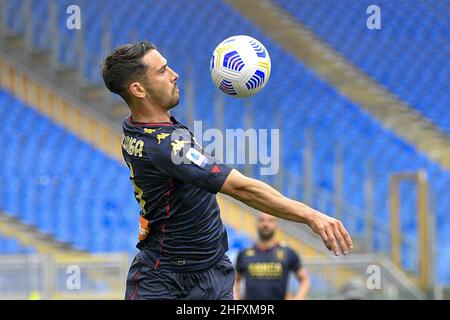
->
xmin=124 ymin=252 xmax=235 ymax=300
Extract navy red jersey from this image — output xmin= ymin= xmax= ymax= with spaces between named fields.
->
xmin=122 ymin=115 xmax=232 ymax=272
xmin=236 ymin=243 xmax=302 ymax=300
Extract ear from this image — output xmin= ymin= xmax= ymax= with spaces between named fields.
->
xmin=128 ymin=81 xmax=146 ymax=99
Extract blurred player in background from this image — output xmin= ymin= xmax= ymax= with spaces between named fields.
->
xmin=234 ymin=212 xmax=311 ymax=300
xmin=101 ymin=40 xmax=353 ymax=300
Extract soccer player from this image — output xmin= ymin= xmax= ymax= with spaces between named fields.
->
xmin=234 ymin=212 xmax=311 ymax=300
xmin=101 ymin=41 xmax=353 ymax=300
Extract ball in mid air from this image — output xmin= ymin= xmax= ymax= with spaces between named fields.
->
xmin=210 ymin=35 xmax=271 ymax=98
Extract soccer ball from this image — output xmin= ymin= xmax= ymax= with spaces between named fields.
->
xmin=210 ymin=35 xmax=271 ymax=98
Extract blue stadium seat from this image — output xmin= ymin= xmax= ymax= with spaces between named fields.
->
xmin=275 ymin=0 xmax=450 ymax=137
xmin=0 ymin=235 xmax=36 ymax=254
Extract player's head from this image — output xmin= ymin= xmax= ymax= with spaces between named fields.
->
xmin=256 ymin=212 xmax=278 ymax=241
xmin=101 ymin=40 xmax=179 ymax=110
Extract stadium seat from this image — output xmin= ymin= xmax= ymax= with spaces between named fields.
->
xmin=0 ymin=235 xmax=36 ymax=254
xmin=275 ymin=0 xmax=450 ymax=137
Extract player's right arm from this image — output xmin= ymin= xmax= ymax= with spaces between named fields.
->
xmin=220 ymin=169 xmax=353 ymax=256
xmin=292 ymin=267 xmax=311 ymax=300
xmin=233 ymin=250 xmax=245 ymax=300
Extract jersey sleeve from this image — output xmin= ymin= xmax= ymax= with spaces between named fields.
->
xmin=144 ymin=130 xmax=232 ymax=194
xmin=235 ymin=250 xmax=246 ymax=273
xmin=288 ymin=247 xmax=302 ymax=272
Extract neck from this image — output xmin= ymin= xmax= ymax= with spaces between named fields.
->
xmin=129 ymin=100 xmax=171 ymax=123
xmin=257 ymin=238 xmax=278 ymax=250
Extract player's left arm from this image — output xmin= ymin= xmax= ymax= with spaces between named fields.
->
xmin=220 ymin=169 xmax=353 ymax=256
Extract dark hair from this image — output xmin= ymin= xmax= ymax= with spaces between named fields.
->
xmin=101 ymin=40 xmax=156 ymax=102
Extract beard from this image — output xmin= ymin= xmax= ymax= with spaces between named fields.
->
xmin=258 ymin=228 xmax=275 ymax=241
xmin=144 ymin=81 xmax=179 ymax=110
xmin=170 ymin=86 xmax=180 ymax=108
xmin=164 ymin=94 xmax=179 ymax=110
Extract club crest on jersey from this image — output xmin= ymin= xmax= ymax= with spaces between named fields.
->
xmin=276 ymin=249 xmax=285 ymax=261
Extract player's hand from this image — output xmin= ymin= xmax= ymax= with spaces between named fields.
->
xmin=307 ymin=211 xmax=353 ymax=256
